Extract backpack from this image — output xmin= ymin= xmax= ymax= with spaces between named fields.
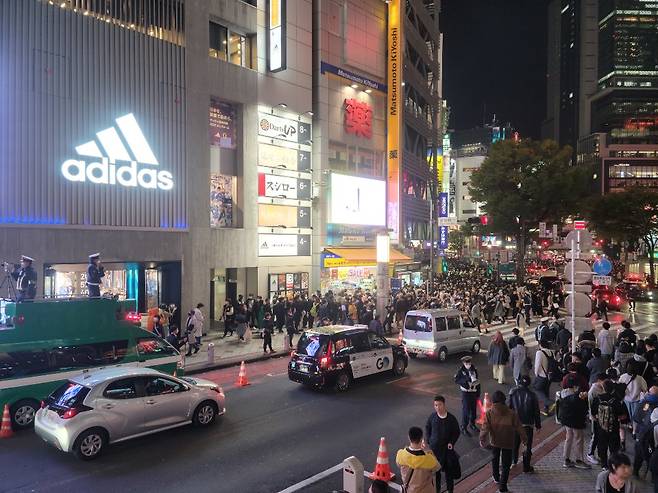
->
xmin=597 ymin=398 xmax=616 ymax=433
xmin=541 ymin=350 xmax=562 ymax=382
xmin=619 ymin=340 xmax=632 ymax=354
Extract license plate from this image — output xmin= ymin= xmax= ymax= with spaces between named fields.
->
xmin=299 ymin=365 xmax=309 ymax=373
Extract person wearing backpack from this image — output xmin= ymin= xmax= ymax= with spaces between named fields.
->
xmin=395 ymin=426 xmax=440 ymax=493
xmin=591 ymin=380 xmax=628 ymax=466
xmin=534 ymin=340 xmax=559 ymax=415
xmin=614 ymin=339 xmax=635 ymax=372
xmin=587 ymin=374 xmax=608 ymax=465
xmin=620 ymin=367 xmax=648 ymax=438
xmin=633 ymin=386 xmax=658 ymax=478
xmin=598 ymin=322 xmax=616 ymax=364
xmin=587 ymin=348 xmax=610 ymax=386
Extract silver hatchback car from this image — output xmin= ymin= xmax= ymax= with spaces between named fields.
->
xmin=34 ymin=367 xmax=225 ymax=460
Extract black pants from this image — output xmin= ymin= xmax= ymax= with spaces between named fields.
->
xmin=287 ymin=331 xmax=295 ymax=348
xmin=263 ymin=332 xmax=273 ymax=352
xmin=87 ymin=284 xmax=100 ymax=297
xmin=276 ymin=320 xmax=284 ymax=333
xmin=513 ymin=426 xmax=534 ymax=471
xmin=589 ymin=419 xmax=599 ymax=456
xmin=634 ymin=439 xmax=646 ymax=476
xmin=597 ymin=425 xmax=620 ymax=466
xmin=223 ymin=320 xmax=234 ymax=337
xmin=491 ymin=447 xmax=513 ymax=491
xmin=534 ymin=376 xmax=552 ymax=411
xmin=461 ymin=391 xmax=478 ymax=428
xmin=435 ymin=469 xmax=454 ymax=493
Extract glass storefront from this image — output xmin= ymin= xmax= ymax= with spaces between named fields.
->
xmin=320 ymin=265 xmax=377 ymax=294
xmin=268 ymin=272 xmax=309 ymax=301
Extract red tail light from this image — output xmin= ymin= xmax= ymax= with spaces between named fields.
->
xmin=614 ymin=296 xmax=621 ymax=304
xmin=62 ymin=408 xmax=81 ymax=419
xmin=320 ymin=340 xmax=333 ymax=369
xmin=125 ymin=312 xmax=141 ymax=323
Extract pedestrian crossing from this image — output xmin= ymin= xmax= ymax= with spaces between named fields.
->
xmin=480 ymin=315 xmax=657 ymax=351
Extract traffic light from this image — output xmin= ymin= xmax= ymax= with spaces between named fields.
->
xmin=467 ymin=216 xmax=489 ymax=225
xmin=480 ymin=215 xmax=489 ymax=226
xmin=540 ymin=239 xmax=551 ymax=249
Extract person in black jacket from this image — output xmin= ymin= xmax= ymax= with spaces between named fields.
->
xmin=426 ymin=395 xmax=460 ymax=493
xmin=508 ymin=375 xmax=541 ymax=473
xmin=455 ymin=356 xmax=481 ymax=436
xmin=273 ymin=297 xmax=286 ymax=333
xmin=262 ymin=312 xmax=275 ymax=354
xmin=558 ymin=375 xmax=591 ymax=469
xmin=591 ymin=380 xmax=627 ymax=467
xmin=11 ymin=255 xmax=37 ymax=302
xmin=508 ymin=328 xmax=523 ymax=350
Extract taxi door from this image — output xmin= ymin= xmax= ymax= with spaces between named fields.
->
xmin=347 ymin=332 xmax=374 ymax=378
xmin=368 ymin=332 xmax=394 ymax=374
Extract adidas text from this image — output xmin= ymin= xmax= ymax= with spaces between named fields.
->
xmin=62 ymin=157 xmax=174 ymax=190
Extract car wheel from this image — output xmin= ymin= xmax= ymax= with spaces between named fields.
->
xmin=193 ymin=401 xmax=218 ymax=427
xmin=408 ymin=353 xmax=417 ymax=359
xmin=335 ymin=371 xmax=351 ymax=392
xmin=10 ymin=399 xmax=39 ymax=429
xmin=73 ymin=428 xmax=107 ymax=461
xmin=392 ymin=357 xmax=406 ymax=376
xmin=438 ymin=347 xmax=448 ymax=363
xmin=472 ymin=341 xmax=481 ymax=354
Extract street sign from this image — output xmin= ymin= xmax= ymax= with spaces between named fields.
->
xmin=592 ymin=275 xmax=612 ymax=286
xmin=539 ymin=222 xmax=548 ymax=238
xmin=437 ymin=217 xmax=457 ymax=226
xmin=565 ymin=292 xmax=593 ymax=318
xmin=565 ymin=229 xmax=593 ymax=251
xmin=593 ymin=257 xmax=613 ymax=276
xmin=564 ymin=259 xmax=593 ymax=284
xmin=573 ymin=220 xmax=587 ymax=230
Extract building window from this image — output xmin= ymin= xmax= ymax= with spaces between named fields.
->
xmin=209 ymin=21 xmax=254 ymax=68
xmin=209 ymin=22 xmax=228 ymax=61
xmin=328 ymin=142 xmax=385 ymax=177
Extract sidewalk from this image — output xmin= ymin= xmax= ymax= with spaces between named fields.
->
xmin=183 ymin=325 xmax=291 ymax=374
xmin=457 ymin=419 xmax=654 ymax=493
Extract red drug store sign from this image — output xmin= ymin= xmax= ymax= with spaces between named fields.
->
xmin=344 ymin=98 xmax=372 ymax=139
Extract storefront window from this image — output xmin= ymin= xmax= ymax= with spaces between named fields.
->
xmin=50 ymin=269 xmax=127 ymax=299
xmin=209 ymin=22 xmax=253 ymax=69
xmin=145 ymin=269 xmax=160 ymax=309
xmin=328 ymin=142 xmax=385 ymax=178
xmin=209 ymin=22 xmax=228 ymax=61
xmin=268 ymin=272 xmax=309 ymax=301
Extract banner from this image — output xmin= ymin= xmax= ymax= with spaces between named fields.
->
xmin=438 ymin=192 xmax=448 ymax=218
xmin=209 ymin=99 xmax=237 ymax=149
xmin=387 ymin=0 xmax=402 ymax=244
xmin=439 ymin=226 xmax=449 ymax=249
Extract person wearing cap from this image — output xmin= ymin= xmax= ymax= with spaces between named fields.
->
xmin=86 ymin=253 xmax=105 ymax=298
xmin=508 ymin=375 xmax=541 ymax=473
xmin=454 ymin=356 xmax=480 ymax=436
xmin=11 ymin=255 xmax=37 ymax=302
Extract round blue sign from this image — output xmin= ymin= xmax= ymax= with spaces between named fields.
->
xmin=593 ymin=257 xmax=612 ymax=276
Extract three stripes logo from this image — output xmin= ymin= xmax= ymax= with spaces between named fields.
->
xmin=61 ymin=113 xmax=174 ymax=191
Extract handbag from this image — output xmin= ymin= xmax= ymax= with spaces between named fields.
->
xmin=445 ymin=449 xmax=462 ymax=479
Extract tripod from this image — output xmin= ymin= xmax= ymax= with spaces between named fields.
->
xmin=0 ymin=263 xmax=18 ymax=301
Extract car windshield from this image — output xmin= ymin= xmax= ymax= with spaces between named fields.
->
xmin=296 ymin=333 xmax=329 ymax=358
xmin=405 ymin=315 xmax=432 ymax=332
xmin=48 ymin=381 xmax=90 ymax=409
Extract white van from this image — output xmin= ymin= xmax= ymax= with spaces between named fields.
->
xmin=402 ymin=309 xmax=481 ymax=362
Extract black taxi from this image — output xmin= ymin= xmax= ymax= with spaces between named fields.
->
xmin=288 ymin=325 xmax=408 ymax=391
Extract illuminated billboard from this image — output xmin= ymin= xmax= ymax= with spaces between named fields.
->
xmin=330 ymin=173 xmax=386 ymax=226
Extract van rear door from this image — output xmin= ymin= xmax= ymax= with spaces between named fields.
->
xmin=404 ymin=314 xmax=433 ymax=343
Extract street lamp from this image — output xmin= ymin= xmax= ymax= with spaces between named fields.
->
xmin=376 ymin=234 xmax=390 ymax=326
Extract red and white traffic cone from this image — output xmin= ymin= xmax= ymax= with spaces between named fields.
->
xmin=235 ymin=361 xmax=250 ymax=387
xmin=369 ymin=436 xmax=395 ymax=482
xmin=0 ymin=404 xmax=14 ymax=439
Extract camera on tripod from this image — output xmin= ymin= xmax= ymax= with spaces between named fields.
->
xmin=0 ymin=261 xmax=16 ymax=271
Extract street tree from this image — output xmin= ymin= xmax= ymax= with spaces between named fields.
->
xmin=468 ymin=139 xmax=592 ymax=283
xmin=585 ymin=189 xmax=658 ymax=284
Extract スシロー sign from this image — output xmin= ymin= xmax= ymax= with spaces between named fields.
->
xmin=258 ymin=112 xmax=311 ymax=145
xmin=61 ymin=113 xmax=173 ymax=191
xmin=258 ymin=173 xmax=311 ymax=200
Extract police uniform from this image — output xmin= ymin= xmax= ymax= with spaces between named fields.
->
xmin=11 ymin=255 xmax=37 ymax=302
xmin=86 ymin=253 xmax=105 ymax=298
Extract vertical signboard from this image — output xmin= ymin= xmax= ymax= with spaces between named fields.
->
xmin=387 ymin=0 xmax=402 ymax=244
xmin=439 ymin=226 xmax=449 ymax=249
xmin=268 ymin=0 xmax=287 ymax=72
xmin=438 ymin=192 xmax=448 ymax=218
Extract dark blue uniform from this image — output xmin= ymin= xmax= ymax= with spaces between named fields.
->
xmin=86 ymin=263 xmax=105 ymax=297
xmin=11 ymin=265 xmax=37 ymax=301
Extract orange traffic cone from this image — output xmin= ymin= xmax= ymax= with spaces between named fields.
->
xmin=235 ymin=361 xmax=250 ymax=387
xmin=369 ymin=436 xmax=395 ymax=482
xmin=0 ymin=404 xmax=13 ymax=439
xmin=476 ymin=392 xmax=491 ymax=426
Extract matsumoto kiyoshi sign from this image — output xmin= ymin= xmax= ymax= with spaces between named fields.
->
xmin=61 ymin=113 xmax=173 ymax=191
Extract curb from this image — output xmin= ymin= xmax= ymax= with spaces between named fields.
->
xmin=185 ymin=350 xmax=289 ymax=375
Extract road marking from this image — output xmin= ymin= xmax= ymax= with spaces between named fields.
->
xmin=276 ymin=463 xmax=344 ymax=493
xmin=386 ymin=376 xmax=409 ymax=384
xmin=267 ymin=372 xmax=288 ymax=377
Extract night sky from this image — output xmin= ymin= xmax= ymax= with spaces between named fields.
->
xmin=441 ymin=0 xmax=548 ymax=139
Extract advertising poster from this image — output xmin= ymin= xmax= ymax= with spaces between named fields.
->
xmin=330 ymin=173 xmax=386 ymax=226
xmin=439 ymin=226 xmax=449 ymax=249
xmin=210 ymin=173 xmax=233 ymax=227
xmin=438 ymin=192 xmax=448 ymax=218
xmin=209 ymin=99 xmax=237 ymax=149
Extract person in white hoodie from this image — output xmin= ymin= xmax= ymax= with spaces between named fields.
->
xmin=597 ymin=322 xmax=615 ymax=363
xmin=619 ymin=367 xmax=648 ymax=437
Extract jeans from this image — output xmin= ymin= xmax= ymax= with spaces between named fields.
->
xmin=435 ymin=469 xmax=454 ymax=493
xmin=513 ymin=426 xmax=534 ymax=471
xmin=492 ymin=364 xmax=505 ymax=384
xmin=534 ymin=376 xmax=552 ymax=410
xmin=491 ymin=447 xmax=513 ymax=491
xmin=461 ymin=391 xmax=478 ymax=428
xmin=564 ymin=427 xmax=585 ymax=462
xmin=596 ymin=425 xmax=620 ymax=466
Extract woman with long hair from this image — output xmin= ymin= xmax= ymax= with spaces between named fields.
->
xmin=488 ymin=330 xmax=510 ymax=385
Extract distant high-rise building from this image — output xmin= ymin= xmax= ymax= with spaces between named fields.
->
xmin=542 ymin=0 xmax=599 ymax=150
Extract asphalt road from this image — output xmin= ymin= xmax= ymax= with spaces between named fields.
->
xmin=2 ymin=303 xmax=656 ymax=493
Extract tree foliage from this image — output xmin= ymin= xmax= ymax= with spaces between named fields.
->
xmin=585 ymin=188 xmax=658 ymax=284
xmin=468 ymin=139 xmax=593 ymax=282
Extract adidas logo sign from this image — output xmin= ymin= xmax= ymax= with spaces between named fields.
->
xmin=61 ymin=113 xmax=174 ymax=191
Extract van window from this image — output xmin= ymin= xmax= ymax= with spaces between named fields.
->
xmin=296 ymin=333 xmax=329 ymax=358
xmin=462 ymin=316 xmax=476 ymax=329
xmin=435 ymin=317 xmax=447 ymax=332
xmin=405 ymin=315 xmax=432 ymax=332
xmin=447 ymin=316 xmax=461 ymax=331
xmin=349 ymin=332 xmax=371 ymax=352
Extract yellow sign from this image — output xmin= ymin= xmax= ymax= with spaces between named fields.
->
xmin=269 ymin=0 xmax=281 ymax=27
xmin=323 ymin=258 xmax=376 ymax=268
xmin=436 ymin=155 xmax=443 ymax=191
xmin=258 ymin=204 xmax=298 ymax=228
xmin=387 ymin=0 xmax=402 ymax=244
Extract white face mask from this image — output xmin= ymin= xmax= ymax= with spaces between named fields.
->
xmin=464 ymin=364 xmax=472 ymax=369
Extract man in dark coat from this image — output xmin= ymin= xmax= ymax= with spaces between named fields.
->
xmin=508 ymin=375 xmax=541 ymax=473
xmin=426 ymin=395 xmax=460 ymax=493
xmin=86 ymin=252 xmax=105 ymax=298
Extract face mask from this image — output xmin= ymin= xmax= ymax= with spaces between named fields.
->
xmin=464 ymin=364 xmax=471 ymax=369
